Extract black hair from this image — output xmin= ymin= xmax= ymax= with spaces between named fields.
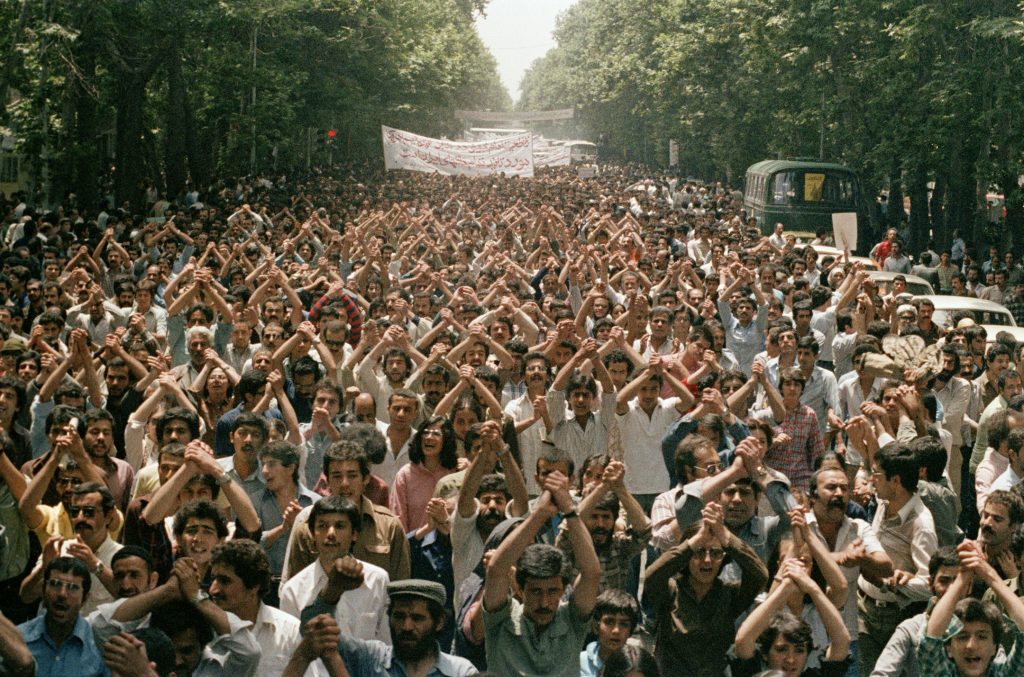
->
xmin=210 ymin=539 xmax=271 ymax=596
xmin=985 ymin=489 xmax=1024 ymax=526
xmin=514 ymin=543 xmax=570 ymax=588
xmin=953 ymin=598 xmax=1004 ymax=647
xmin=231 ymin=410 xmax=268 ymax=438
xmin=600 ymin=645 xmax=659 ymax=677
xmin=258 ymin=440 xmax=301 ymax=484
xmin=591 ymin=589 xmax=640 ymax=632
xmin=324 ymin=439 xmax=371 ymax=478
xmin=875 ymin=442 xmax=920 ymax=493
xmin=755 ymin=609 xmax=814 ymax=658
xmin=111 ymin=545 xmax=155 ymax=574
xmin=909 ymin=435 xmax=947 ymax=483
xmin=44 ymin=556 xmax=91 ymax=596
xmin=409 ymin=416 xmax=459 ymax=469
xmin=44 ymin=404 xmax=86 ymax=436
xmin=337 ymin=422 xmax=388 ymax=465
xmin=173 ymin=499 xmax=228 ymax=539
xmin=309 ymin=495 xmax=363 ymax=534
xmin=477 ymin=473 xmax=511 ymax=500
xmin=928 ymin=545 xmax=960 ymax=578
xmin=71 ymin=481 xmax=115 ymax=514
xmin=153 ymin=407 xmax=199 ymax=444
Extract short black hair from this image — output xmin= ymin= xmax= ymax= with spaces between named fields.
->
xmin=514 ymin=543 xmax=570 ymax=588
xmin=111 ymin=545 xmax=155 ymax=575
xmin=44 ymin=556 xmax=91 ymax=596
xmin=591 ymin=588 xmax=640 ymax=632
xmin=909 ymin=435 xmax=947 ymax=483
xmin=875 ymin=442 xmax=920 ymax=493
xmin=309 ymin=495 xmax=362 ymax=534
xmin=173 ymin=499 xmax=228 ymax=539
xmin=210 ymin=540 xmax=271 ymax=595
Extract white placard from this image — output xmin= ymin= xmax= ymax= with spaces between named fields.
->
xmin=832 ymin=212 xmax=858 ymax=252
xmin=382 ymin=126 xmax=533 ymax=177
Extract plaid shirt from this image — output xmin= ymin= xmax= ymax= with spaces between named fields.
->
xmin=755 ymin=403 xmax=824 ymax=492
xmin=557 ymin=520 xmax=653 ymax=593
xmin=917 ymin=617 xmax=1024 ymax=676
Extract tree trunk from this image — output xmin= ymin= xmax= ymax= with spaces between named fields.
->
xmin=164 ymin=43 xmax=187 ymax=199
xmin=907 ymin=164 xmax=929 ymax=254
xmin=71 ymin=46 xmax=99 ymax=212
xmin=114 ymin=70 xmax=148 ymax=212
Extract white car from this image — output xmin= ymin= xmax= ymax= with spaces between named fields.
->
xmin=808 ymin=244 xmax=880 ymax=271
xmin=913 ymin=295 xmax=1017 ymax=329
xmin=866 ymin=271 xmax=935 ymax=296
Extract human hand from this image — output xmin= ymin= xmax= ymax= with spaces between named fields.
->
xmin=542 ymin=470 xmax=574 ymax=513
xmin=103 ymin=633 xmax=159 ymax=677
xmin=322 ymin=555 xmax=365 ymax=601
xmin=701 ymin=501 xmax=728 ymax=543
xmin=172 ymin=557 xmax=201 ymax=601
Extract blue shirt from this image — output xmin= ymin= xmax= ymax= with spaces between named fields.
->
xmin=580 ymin=640 xmax=603 ymax=677
xmin=17 ymin=614 xmax=109 ymax=677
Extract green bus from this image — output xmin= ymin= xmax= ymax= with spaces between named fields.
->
xmin=743 ymin=160 xmax=866 ymax=237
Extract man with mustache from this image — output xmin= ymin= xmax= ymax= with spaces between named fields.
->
xmin=452 ymin=419 xmax=528 ymax=609
xmin=481 ymin=467 xmax=600 ymax=677
xmin=289 ymin=579 xmax=476 ymax=677
xmin=975 ymin=490 xmax=1024 ymax=580
xmin=19 ymin=481 xmax=124 ymax=617
xmin=503 ymin=351 xmax=552 ymax=496
xmin=557 ymin=459 xmax=651 ymax=593
xmin=803 ymin=466 xmax=893 ymax=672
xmin=217 ymin=412 xmax=268 ymax=502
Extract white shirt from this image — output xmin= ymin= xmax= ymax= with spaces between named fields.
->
xmin=373 ymin=424 xmax=414 ymax=485
xmin=253 ymin=603 xmax=324 ymax=677
xmin=504 ymin=392 xmax=547 ymax=495
xmin=990 ymin=465 xmax=1022 ymax=496
xmin=451 ymin=508 xmax=486 ymax=611
xmin=615 ymin=398 xmax=682 ymax=495
xmin=279 ymin=558 xmax=391 ymax=644
xmin=806 ymin=511 xmax=884 ymax=636
xmin=548 ymin=389 xmax=616 ymax=470
xmin=57 ymin=536 xmax=123 ymax=617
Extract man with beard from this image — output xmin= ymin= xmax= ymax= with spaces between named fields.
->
xmin=20 ymin=482 xmax=124 ymax=617
xmin=289 ymin=579 xmax=476 ymax=677
xmin=17 ymin=557 xmax=108 ymax=677
xmin=452 ymin=420 xmax=528 ymax=609
xmin=357 ymin=325 xmax=422 ymax=424
xmin=557 ymin=459 xmax=651 ymax=593
xmin=81 ymin=409 xmax=135 ymax=513
xmin=280 ymin=495 xmax=391 ymax=643
xmin=86 ymin=546 xmax=161 ymax=643
xmin=504 ymin=351 xmax=553 ymax=496
xmin=99 ymin=355 xmax=144 ymax=460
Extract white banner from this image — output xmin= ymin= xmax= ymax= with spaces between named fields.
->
xmin=382 ymin=126 xmax=533 ymax=177
xmin=535 ymin=145 xmax=571 ymax=168
xmin=455 ymin=108 xmax=574 ymax=122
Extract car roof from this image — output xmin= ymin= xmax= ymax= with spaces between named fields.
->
xmin=913 ymin=295 xmax=1011 ymax=312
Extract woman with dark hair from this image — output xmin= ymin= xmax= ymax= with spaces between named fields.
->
xmin=389 ymin=415 xmax=458 ymax=531
xmin=190 ymin=363 xmax=236 ymax=449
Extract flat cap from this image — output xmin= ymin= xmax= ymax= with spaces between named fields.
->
xmin=387 ymin=579 xmax=446 ymax=608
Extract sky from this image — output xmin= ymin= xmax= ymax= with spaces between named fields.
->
xmin=475 ymin=0 xmax=578 ymax=105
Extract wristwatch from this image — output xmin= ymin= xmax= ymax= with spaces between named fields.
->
xmin=561 ymin=509 xmax=579 ymax=520
xmin=92 ymin=561 xmax=104 ymax=576
xmin=191 ymin=590 xmax=210 ymax=605
xmin=215 ymin=473 xmax=232 ymax=487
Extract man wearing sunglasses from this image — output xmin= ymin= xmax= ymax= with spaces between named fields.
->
xmin=20 ymin=482 xmax=124 ymax=617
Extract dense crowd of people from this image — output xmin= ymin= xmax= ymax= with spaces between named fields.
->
xmin=0 ymin=163 xmax=1021 ymax=677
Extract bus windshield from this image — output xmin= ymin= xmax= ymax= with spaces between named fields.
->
xmin=769 ymin=170 xmax=856 ymax=207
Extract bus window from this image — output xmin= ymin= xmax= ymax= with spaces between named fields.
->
xmin=771 ymin=172 xmax=795 ymax=204
xmin=804 ymin=173 xmax=825 ymax=202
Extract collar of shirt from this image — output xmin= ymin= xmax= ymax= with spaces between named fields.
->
xmin=21 ymin=613 xmax=90 ymax=647
xmin=886 ymin=493 xmax=924 ymax=526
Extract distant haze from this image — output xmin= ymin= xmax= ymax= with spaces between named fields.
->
xmin=475 ymin=0 xmax=578 ymax=105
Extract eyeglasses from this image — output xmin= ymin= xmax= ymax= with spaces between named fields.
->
xmin=324 ymin=339 xmax=346 ymax=347
xmin=898 ymin=315 xmax=915 ymax=321
xmin=700 ymin=463 xmax=722 ymax=475
xmin=693 ymin=548 xmax=726 ymax=560
xmin=421 ymin=428 xmax=444 ymax=438
xmin=69 ymin=506 xmax=98 ymax=518
xmin=57 ymin=477 xmax=83 ymax=487
xmin=46 ymin=579 xmax=83 ymax=594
